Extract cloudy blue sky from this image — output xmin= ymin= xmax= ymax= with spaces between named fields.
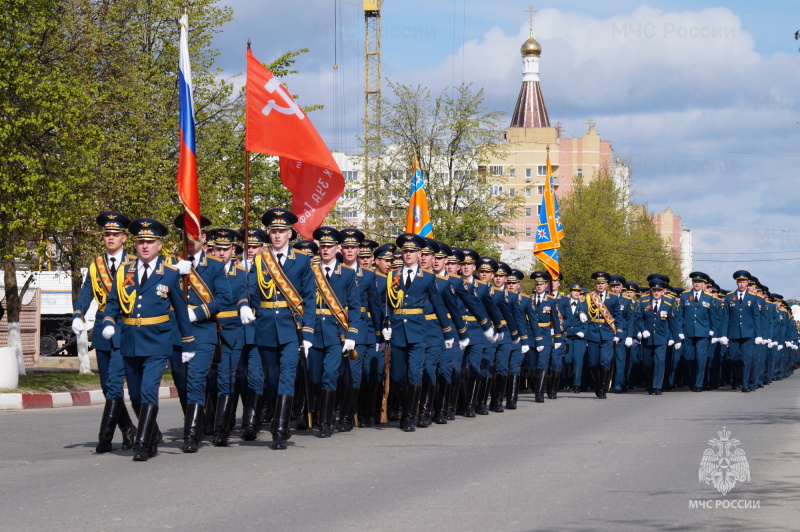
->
xmin=209 ymin=1 xmax=800 ymax=297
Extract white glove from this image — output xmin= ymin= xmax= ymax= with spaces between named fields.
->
xmin=382 ymin=327 xmax=392 ymax=341
xmin=483 ymin=328 xmax=494 ymax=342
xmin=674 ymin=342 xmax=682 ymax=350
xmin=554 ymin=342 xmax=562 ymax=349
xmin=613 ymin=336 xmax=620 ymax=344
xmin=176 ymin=260 xmax=193 ymax=275
xmin=709 ymin=330 xmax=714 ymax=337
xmin=521 ymin=345 xmax=530 ymax=354
xmin=678 ymin=333 xmax=685 ymax=340
xmin=577 ymin=332 xmax=584 ymax=338
xmin=777 ymin=344 xmax=783 ymax=351
xmin=102 ymin=325 xmax=115 ymax=339
xmin=637 ymin=332 xmax=642 ymax=340
xmin=182 ymin=351 xmax=195 ymax=363
xmin=303 ymin=340 xmax=313 ymax=358
xmin=497 ymin=331 xmax=505 ymax=342
xmin=512 ymin=337 xmax=520 ymax=345
xmin=71 ymin=318 xmax=85 ymax=335
xmin=491 ymin=332 xmax=499 ymax=344
xmin=239 ymin=305 xmax=255 ymax=324
xmin=624 ymin=337 xmax=632 ymax=348
xmin=786 ymin=341 xmax=792 ymax=348
xmin=632 ymin=339 xmax=640 ymax=346
xmin=444 ymin=338 xmax=454 ymax=349
xmin=668 ymin=339 xmax=674 ymax=346
xmin=720 ymin=337 xmax=729 ymax=346
xmin=642 ymin=330 xmax=651 ymax=339
xmin=711 ymin=337 xmax=719 ymax=344
xmin=376 ymin=342 xmax=385 ymax=352
xmin=458 ymin=338 xmax=470 ymax=350
xmin=188 ymin=308 xmax=197 ymax=323
xmin=579 ymin=312 xmax=588 ymax=323
xmin=342 ymin=339 xmax=356 ymax=353
xmin=536 ymin=345 xmax=544 ymax=352
xmin=755 ymin=337 xmax=763 ymax=345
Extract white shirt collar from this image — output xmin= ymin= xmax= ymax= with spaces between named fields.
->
xmin=107 ymin=250 xmax=124 ymax=264
xmin=272 ymin=245 xmax=289 ymax=257
xmin=404 ymin=265 xmax=418 ymax=277
xmin=192 ymin=250 xmax=203 ymax=264
xmin=322 ymin=259 xmax=337 ymax=270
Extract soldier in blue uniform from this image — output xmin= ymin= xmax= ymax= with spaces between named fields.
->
xmin=584 ymin=271 xmax=624 ymax=399
xmin=205 ymin=228 xmax=250 ymax=446
xmin=72 ymin=211 xmax=135 ymax=452
xmin=365 ymin=243 xmax=394 ymax=425
xmin=358 ymin=239 xmax=379 ymax=271
xmin=167 ymin=214 xmax=233 ymax=453
xmin=307 ymin=227 xmax=361 ymax=438
xmin=719 ymin=270 xmax=763 ymax=392
xmin=527 ymin=271 xmax=561 ymax=402
xmin=102 ymin=218 xmax=195 ymax=461
xmin=548 ymin=272 xmax=568 ymax=395
xmin=637 ymin=277 xmax=680 ymax=394
xmin=558 ymin=283 xmax=588 ymax=393
xmin=675 ymin=272 xmax=717 ymax=392
xmin=609 ymin=275 xmax=634 ymax=393
xmin=247 ymin=209 xmax=317 ymax=449
xmin=504 ymin=269 xmax=532 ymax=408
xmin=622 ymin=281 xmax=642 ymax=390
xmin=487 ymin=262 xmax=522 ymax=410
xmin=385 ymin=233 xmax=453 ymax=431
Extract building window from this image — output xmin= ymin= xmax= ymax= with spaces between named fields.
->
xmin=525 ymin=188 xmax=531 ymax=198
xmin=489 ymin=165 xmax=503 ymax=176
xmin=509 ymin=168 xmax=516 ymax=178
xmin=577 ymin=168 xmax=583 ymax=177
xmin=525 ymin=207 xmax=532 ymax=217
xmin=536 ymin=205 xmax=540 ymax=216
xmin=537 ymin=185 xmax=544 ymax=196
xmin=509 ymin=188 xmax=516 ymax=197
xmin=525 ymin=168 xmax=532 ymax=182
xmin=491 ymin=185 xmax=503 ymax=196
xmin=525 ymin=228 xmax=532 ymax=238
xmin=537 ymin=165 xmax=547 ymax=176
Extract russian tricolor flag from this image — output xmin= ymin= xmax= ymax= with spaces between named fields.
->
xmin=177 ymin=13 xmax=201 ymax=240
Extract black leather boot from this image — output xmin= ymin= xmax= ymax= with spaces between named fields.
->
xmin=360 ymin=383 xmax=377 ymax=427
xmin=464 ymin=378 xmax=478 ymax=417
xmin=96 ymin=399 xmax=119 ymax=453
xmin=182 ymin=403 xmax=204 ymax=453
xmin=339 ymin=387 xmax=358 ymax=432
xmin=417 ymin=383 xmax=435 ymax=428
xmin=213 ymin=395 xmax=233 ymax=447
xmin=433 ymin=382 xmax=450 ymax=424
xmin=476 ymin=377 xmax=490 ymax=415
xmin=403 ymin=385 xmax=422 ymax=432
xmin=491 ymin=375 xmax=506 ymax=412
xmin=598 ymin=369 xmax=609 ymax=399
xmin=534 ymin=369 xmax=546 ymax=403
xmin=387 ymin=388 xmax=400 ymax=422
xmin=117 ymin=401 xmax=136 ymax=450
xmin=241 ymin=393 xmax=260 ymax=441
xmin=318 ymin=389 xmax=336 ymax=438
xmin=132 ymin=403 xmax=158 ymax=462
xmin=506 ymin=375 xmax=520 ymax=409
xmin=547 ymin=371 xmax=561 ymax=399
xmin=590 ymin=367 xmax=602 ymax=398
xmin=448 ymin=381 xmax=460 ymax=420
xmin=272 ymin=394 xmax=293 ymax=450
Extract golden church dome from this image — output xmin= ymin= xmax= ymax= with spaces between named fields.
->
xmin=521 ymin=34 xmax=541 ymax=56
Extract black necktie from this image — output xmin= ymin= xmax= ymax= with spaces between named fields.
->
xmin=654 ymin=301 xmax=659 ymax=313
xmin=141 ymin=263 xmax=149 ymax=286
xmin=191 ymin=256 xmax=196 ymax=269
xmin=109 ymin=257 xmax=117 ymax=278
xmin=536 ymin=296 xmax=541 ymax=309
xmin=571 ymin=302 xmax=576 ymax=314
xmin=277 ymin=253 xmax=284 ymax=266
xmin=405 ymin=270 xmax=412 ymax=290
xmin=325 ymin=266 xmax=331 ymax=279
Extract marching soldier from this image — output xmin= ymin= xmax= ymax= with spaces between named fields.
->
xmin=622 ymin=281 xmax=642 ymax=389
xmin=247 ymin=209 xmax=317 ymax=449
xmin=609 ymin=275 xmax=634 ymax=393
xmin=719 ymin=271 xmax=763 ymax=392
xmin=102 ymin=218 xmax=195 ymax=461
xmin=638 ymin=277 xmax=680 ymax=395
xmin=307 ymin=227 xmax=362 ymax=438
xmin=676 ymin=272 xmax=717 ymax=392
xmin=367 ymin=243 xmax=394 ymax=426
xmin=558 ymin=283 xmax=588 ymax=393
xmin=584 ymin=271 xmax=624 ymax=399
xmin=504 ymin=269 xmax=532 ymax=408
xmin=168 ymin=214 xmax=233 ymax=453
xmin=72 ymin=211 xmax=136 ymax=452
xmin=527 ymin=271 xmax=561 ymax=402
xmin=489 ymin=262 xmax=523 ymax=410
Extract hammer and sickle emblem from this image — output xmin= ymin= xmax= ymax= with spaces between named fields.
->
xmin=262 ymin=78 xmax=305 ymax=120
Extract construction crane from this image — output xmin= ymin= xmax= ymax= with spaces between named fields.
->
xmin=363 ymin=0 xmax=381 ymax=227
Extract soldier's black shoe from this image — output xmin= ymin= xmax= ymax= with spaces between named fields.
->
xmin=654 ymin=389 xmax=662 ymax=395
xmin=417 ymin=383 xmax=435 ymax=427
xmin=117 ymin=402 xmax=136 ymax=451
xmin=433 ymin=382 xmax=450 ymax=424
xmin=96 ymin=399 xmax=120 ymax=453
xmin=319 ymin=389 xmax=336 ymax=438
xmin=182 ymin=403 xmax=204 ymax=453
xmin=598 ymin=369 xmax=609 ymax=399
xmin=132 ymin=403 xmax=158 ymax=462
xmin=505 ymin=374 xmax=519 ymax=409
xmin=546 ymin=372 xmax=560 ymax=400
xmin=533 ymin=369 xmax=546 ymax=403
xmin=272 ymin=394 xmax=293 ymax=450
xmin=490 ymin=375 xmax=506 ymax=412
xmin=213 ymin=394 xmax=233 ymax=447
xmin=476 ymin=377 xmax=490 ymax=415
xmin=463 ymin=378 xmax=478 ymax=417
xmin=241 ymin=393 xmax=260 ymax=441
xmin=402 ymin=385 xmax=422 ymax=432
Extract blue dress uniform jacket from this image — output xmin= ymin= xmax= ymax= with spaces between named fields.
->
xmin=353 ymin=266 xmax=382 ymax=345
xmin=249 ymin=248 xmax=317 ymax=346
xmin=218 ymin=263 xmax=248 ymax=351
xmin=558 ymin=298 xmax=587 ymax=338
xmin=312 ymin=262 xmax=362 ymax=347
xmin=491 ymin=286 xmax=521 ymax=342
xmin=638 ymin=296 xmax=680 ymax=346
xmin=451 ymin=276 xmax=493 ymax=342
xmin=584 ymin=292 xmax=624 ymax=343
xmin=721 ymin=291 xmax=762 ymax=339
xmin=73 ymin=251 xmax=129 ymax=352
xmin=433 ymin=273 xmax=467 ymax=341
xmin=529 ymin=294 xmax=561 ymax=348
xmin=389 ymin=268 xmax=453 ymax=347
xmin=104 ymin=257 xmax=195 ymax=357
xmin=677 ymin=290 xmax=717 ymax=338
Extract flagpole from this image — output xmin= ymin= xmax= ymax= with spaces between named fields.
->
xmin=181 ymin=5 xmax=190 ymax=300
xmin=244 ymin=39 xmax=252 ymax=295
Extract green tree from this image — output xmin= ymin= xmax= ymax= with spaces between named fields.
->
xmin=558 ymin=170 xmax=681 ymax=288
xmin=360 ymin=82 xmax=520 ymax=255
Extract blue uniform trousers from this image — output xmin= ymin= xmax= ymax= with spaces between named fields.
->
xmin=565 ymin=337 xmax=587 ymax=387
xmin=641 ymin=344 xmax=667 ymax=390
xmin=627 ymin=342 xmax=641 ymax=386
xmin=96 ymin=348 xmax=125 ymax=401
xmin=362 ymin=344 xmax=385 ymax=385
xmin=216 ymin=344 xmax=241 ymax=396
xmin=422 ymin=343 xmax=443 ymax=386
xmin=526 ymin=345 xmax=552 ymax=372
xmin=683 ymin=337 xmax=709 ymax=388
xmin=463 ymin=341 xmax=484 ymax=379
xmin=254 ymin=341 xmax=300 ymax=397
xmin=587 ymin=339 xmax=613 ymax=370
xmin=612 ymin=342 xmax=627 ymax=391
xmin=706 ymin=342 xmax=722 ymax=387
xmin=492 ymin=341 xmax=512 ymax=376
xmin=339 ymin=344 xmax=364 ymax=388
xmin=437 ymin=345 xmax=455 ymax=383
xmin=308 ymin=344 xmax=342 ymax=393
xmin=391 ymin=343 xmax=424 ymax=387
xmin=550 ymin=342 xmax=564 ymax=372
xmin=169 ymin=343 xmax=215 ymax=405
xmin=169 ymin=346 xmax=187 ymax=409
xmin=123 ymin=353 xmax=169 ymax=408
xmin=508 ymin=344 xmax=524 ymax=375
xmin=728 ymin=338 xmax=754 ymax=390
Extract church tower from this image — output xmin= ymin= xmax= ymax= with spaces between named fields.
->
xmin=509 ymin=18 xmax=550 ymax=127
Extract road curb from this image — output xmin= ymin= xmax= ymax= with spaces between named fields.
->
xmin=0 ymin=386 xmax=179 ymax=410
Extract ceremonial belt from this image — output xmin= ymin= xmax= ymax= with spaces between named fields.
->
xmin=258 ymin=251 xmax=303 ymax=316
xmin=260 ymin=301 xmax=289 ymax=309
xmin=588 ymin=293 xmax=616 ymax=334
xmin=216 ymin=310 xmax=238 ymax=319
xmin=538 ymin=322 xmax=552 ymax=327
xmin=500 ymin=320 xmax=507 ymax=325
xmin=311 ymin=261 xmax=348 ymax=330
xmin=187 ymin=268 xmax=214 ymax=304
xmin=316 ymin=309 xmax=335 ymax=315
xmin=122 ymin=315 xmax=170 ymax=327
xmin=360 ymin=307 xmax=368 ymax=312
xmin=393 ymin=308 xmax=423 ymax=315
xmin=425 ymin=313 xmax=437 ymax=320
xmin=90 ymin=256 xmax=113 ymax=310
xmin=590 ymin=318 xmax=607 ymax=323
xmin=463 ymin=315 xmax=478 ymax=322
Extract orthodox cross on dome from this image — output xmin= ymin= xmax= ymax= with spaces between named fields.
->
xmin=525 ymin=5 xmax=538 ymax=34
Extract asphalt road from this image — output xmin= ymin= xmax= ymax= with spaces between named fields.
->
xmin=2 ymin=379 xmax=799 ymax=531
